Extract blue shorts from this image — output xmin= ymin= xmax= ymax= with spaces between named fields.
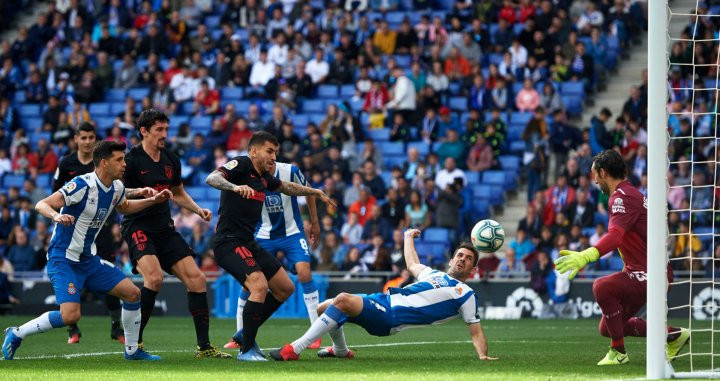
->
xmin=347 ymin=292 xmax=394 ymax=337
xmin=47 ymin=255 xmax=127 ymax=304
xmin=256 ymin=233 xmax=311 ymax=271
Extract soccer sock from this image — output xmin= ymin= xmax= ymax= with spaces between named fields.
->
xmin=624 ymin=317 xmax=647 ymax=337
xmin=328 ymin=325 xmax=349 ymax=356
xmin=259 ymin=293 xmax=284 ymax=325
xmin=188 ymin=291 xmax=211 ymax=349
xmin=301 ymin=280 xmax=319 ymax=324
xmin=291 ymin=305 xmax=347 ymax=355
xmin=106 ymin=294 xmax=121 ymax=325
xmin=14 ymin=311 xmax=65 ymax=339
xmin=122 ymin=301 xmax=141 ymax=355
xmin=241 ymin=300 xmax=264 ymax=354
xmin=139 ymin=287 xmax=158 ymax=344
xmin=598 ymin=305 xmax=625 ymax=353
xmin=236 ymin=289 xmax=250 ymax=332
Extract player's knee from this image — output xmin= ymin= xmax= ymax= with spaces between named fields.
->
xmin=332 ymin=293 xmax=352 ymax=310
xmin=274 ymin=279 xmax=294 ymax=301
xmin=592 ymin=278 xmax=609 ymax=299
xmin=62 ymin=309 xmax=82 ymax=325
xmin=245 ymin=272 xmax=268 ymax=297
xmin=144 ymin=272 xmax=164 ymax=290
xmin=123 ymin=286 xmax=141 ymax=303
xmin=186 ymin=270 xmax=206 ymax=292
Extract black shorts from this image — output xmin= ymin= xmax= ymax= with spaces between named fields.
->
xmin=213 ymin=237 xmax=282 ymax=285
xmin=95 ymin=224 xmax=115 ymax=262
xmin=122 ymin=224 xmax=193 ymax=274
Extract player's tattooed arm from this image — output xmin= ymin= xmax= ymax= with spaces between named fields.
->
xmin=206 ymin=170 xmax=243 ymax=192
xmin=278 ymin=182 xmax=337 ymax=207
xmin=125 ymin=187 xmax=158 ymax=199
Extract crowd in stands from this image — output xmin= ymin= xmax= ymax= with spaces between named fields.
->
xmin=0 ymin=0 xmax=715 ymax=298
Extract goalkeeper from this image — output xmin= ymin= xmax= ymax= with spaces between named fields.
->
xmin=554 ymin=150 xmax=689 ymax=365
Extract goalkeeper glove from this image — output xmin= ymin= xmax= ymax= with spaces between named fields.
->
xmin=553 ymin=247 xmax=600 ymax=280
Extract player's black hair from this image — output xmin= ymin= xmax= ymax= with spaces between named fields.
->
xmin=248 ymin=131 xmax=279 ymax=148
xmin=93 ymin=141 xmax=126 ymax=167
xmin=136 ymin=108 xmax=169 ymax=139
xmin=77 ymin=122 xmax=96 ymax=135
xmin=454 ymin=242 xmax=480 ymax=267
xmin=592 ymin=149 xmax=627 ymax=180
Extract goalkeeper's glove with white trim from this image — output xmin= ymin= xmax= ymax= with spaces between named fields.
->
xmin=553 ymin=247 xmax=600 ymax=280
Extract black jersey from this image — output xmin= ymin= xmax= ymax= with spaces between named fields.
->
xmin=214 ymin=156 xmax=281 ymax=240
xmin=52 ymin=152 xmax=95 ymax=192
xmin=121 ymin=144 xmax=182 ymax=230
xmin=52 ymin=152 xmax=115 ymax=253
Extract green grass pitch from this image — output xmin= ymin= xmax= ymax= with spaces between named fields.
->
xmin=0 ymin=316 xmax=711 ymax=380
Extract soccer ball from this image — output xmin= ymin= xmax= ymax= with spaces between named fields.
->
xmin=471 ymin=219 xmax=505 ymax=253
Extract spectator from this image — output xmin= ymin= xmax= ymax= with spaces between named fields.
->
xmin=386 ymin=67 xmax=417 ymax=126
xmin=436 ymin=178 xmax=463 ymax=243
xmin=427 ymin=61 xmax=449 ymax=95
xmin=361 ymin=205 xmax=391 ymax=243
xmin=444 ymin=47 xmax=471 ymax=81
xmin=170 ymin=65 xmax=197 ymax=102
xmin=227 ymin=118 xmax=253 ymax=155
xmin=339 ymin=246 xmax=368 ymax=275
xmin=436 ymin=129 xmax=466 ymax=167
xmin=7 ymin=229 xmax=36 ymax=271
xmin=496 ymin=249 xmax=527 ymax=278
xmin=25 ymin=70 xmax=47 ymax=104
xmin=589 ymin=108 xmax=613 ymax=155
xmin=404 ymin=190 xmax=431 ymax=230
xmin=490 ymin=77 xmax=509 ymax=111
xmin=315 ymin=232 xmax=341 ymax=271
xmin=305 ymin=48 xmax=329 ymax=85
xmin=466 ymin=133 xmax=495 ymax=172
xmin=530 ymin=250 xmax=552 ymax=295
xmin=0 ymin=149 xmax=11 ymax=177
xmin=0 ymin=256 xmax=18 ymax=304
xmin=549 ymin=110 xmax=581 ymax=176
xmin=509 ymin=229 xmax=536 ymax=260
xmin=340 ymin=212 xmax=364 ymax=245
xmin=149 ymin=73 xmax=177 ymax=114
xmin=372 ymin=21 xmax=397 ymax=55
xmin=435 ymin=157 xmax=466 ymax=191
xmin=11 ymin=143 xmax=38 ymax=175
xmin=23 ymin=179 xmax=48 ymax=206
xmin=348 ymin=186 xmax=377 ymax=226
xmin=192 ymin=80 xmax=221 ymax=115
xmin=545 ymin=173 xmax=576 ymax=214
xmin=35 ymin=139 xmax=58 ymax=175
xmin=671 ymin=222 xmax=703 ymax=271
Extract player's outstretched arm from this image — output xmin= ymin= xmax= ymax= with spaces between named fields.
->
xmin=125 ymin=187 xmax=158 ymax=199
xmin=553 ymin=247 xmax=600 ymax=280
xmin=306 ymin=195 xmax=320 ymax=249
xmin=468 ymin=323 xmax=498 ymax=361
xmin=35 ymin=192 xmax=75 ymax=226
xmin=278 ymin=181 xmax=337 ymax=207
xmin=206 ymin=169 xmax=259 ymax=198
xmin=403 ymin=229 xmax=427 ymax=278
xmin=116 ymin=189 xmax=173 ymax=215
xmin=171 ymin=183 xmax=212 ymax=221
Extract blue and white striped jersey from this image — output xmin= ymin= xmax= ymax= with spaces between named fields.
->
xmin=48 ymin=172 xmax=126 ymax=262
xmin=388 ymin=267 xmax=480 ymax=334
xmin=255 ymin=162 xmax=306 ymax=240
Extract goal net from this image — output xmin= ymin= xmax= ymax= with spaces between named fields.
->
xmin=652 ymin=0 xmax=720 ymax=378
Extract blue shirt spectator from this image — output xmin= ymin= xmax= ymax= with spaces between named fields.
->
xmin=7 ymin=230 xmax=35 ymax=272
xmin=509 ymin=229 xmax=535 ymax=260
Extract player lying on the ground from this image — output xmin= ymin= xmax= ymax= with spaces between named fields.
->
xmin=3 ymin=141 xmax=172 ymax=361
xmin=269 ymin=228 xmax=498 ymax=361
xmin=553 ymin=149 xmax=690 ymax=366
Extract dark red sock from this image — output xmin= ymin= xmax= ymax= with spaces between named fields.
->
xmin=667 ymin=326 xmax=681 ymax=342
xmin=593 ymin=277 xmax=626 ymax=353
xmin=624 ymin=317 xmax=647 ymax=337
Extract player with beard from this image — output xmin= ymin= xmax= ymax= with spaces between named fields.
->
xmin=122 ymin=109 xmax=230 ymax=358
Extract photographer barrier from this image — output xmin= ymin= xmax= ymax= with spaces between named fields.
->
xmin=6 ymin=277 xmax=719 ymax=320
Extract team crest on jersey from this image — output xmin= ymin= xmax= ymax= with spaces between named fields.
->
xmin=612 ymin=198 xmax=625 ymax=214
xmin=64 ymin=182 xmax=76 ymax=192
xmin=455 ymin=286 xmax=463 ymax=295
xmin=68 ymin=283 xmax=77 ymax=295
xmin=223 ymin=160 xmax=238 ymax=170
xmin=164 ymin=165 xmax=173 ymax=179
xmin=429 ymin=276 xmax=448 ymax=289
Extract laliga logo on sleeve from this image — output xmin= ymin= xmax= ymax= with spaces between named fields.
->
xmin=611 ymin=198 xmax=625 ymax=214
xmin=64 ymin=182 xmax=76 ymax=192
xmin=223 ymin=160 xmax=238 ymax=170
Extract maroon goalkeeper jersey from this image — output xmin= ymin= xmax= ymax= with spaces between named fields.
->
xmin=607 ymin=180 xmax=647 ymax=273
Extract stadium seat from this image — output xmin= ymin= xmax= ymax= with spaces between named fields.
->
xmin=181 ymin=102 xmax=195 ymax=115
xmin=185 ymin=187 xmax=207 ymax=201
xmin=105 ymin=88 xmax=126 ymax=102
xmin=383 ymin=155 xmax=406 ymax=169
xmin=448 ymin=82 xmax=461 ymax=96
xmin=24 ymin=117 xmax=43 ymax=131
xmin=594 ymin=212 xmax=609 ymax=227
xmin=127 ymin=88 xmax=148 ymax=101
xmin=317 ymin=85 xmax=338 ymax=98
xmin=309 ymin=113 xmax=325 ymax=125
xmin=340 ymin=84 xmax=355 ymax=98
xmin=3 ymin=174 xmax=26 ymax=188
xmin=233 ymin=100 xmax=252 ymax=112
xmin=407 ymin=141 xmax=430 ymax=157
xmin=507 ymin=125 xmax=524 ymax=141
xmin=94 ymin=117 xmax=115 ymax=129
xmin=475 ymin=200 xmax=490 ymax=219
xmin=377 ymin=142 xmax=404 ymax=156
xmin=424 ymin=227 xmax=449 ymax=243
xmin=221 ymin=87 xmax=243 ymax=100
xmin=89 ymin=103 xmax=111 ymax=116
xmin=19 ymin=104 xmax=41 ymax=117
xmin=366 ymin=128 xmax=390 ymax=141
xmin=170 ymin=115 xmax=189 ymax=129
xmin=449 ymin=97 xmax=468 ymax=112
xmin=302 ymin=99 xmax=324 ymax=114
xmin=110 ymin=102 xmax=126 ymax=115
xmin=510 ymin=112 xmax=532 ymax=126
xmin=386 ymin=12 xmax=405 ymax=25
xmin=13 ymin=91 xmax=24 ymax=103
xmin=560 ymin=81 xmax=585 ymax=99
xmin=189 ymin=116 xmax=213 ymax=133
xmin=395 ymin=55 xmax=411 ymax=69
xmin=30 ymin=132 xmax=51 ymax=146
xmin=350 ymin=98 xmax=364 ymax=112
xmin=562 ymin=95 xmax=583 ymax=116
xmin=36 ymin=174 xmax=52 ymax=188
xmin=204 ymin=15 xmax=221 ymax=29
xmin=498 ymin=155 xmax=520 ymax=171
xmin=509 ymin=140 xmax=526 ymax=153
xmin=482 ymin=171 xmax=505 ymax=186
xmin=465 ymin=171 xmax=480 ymax=185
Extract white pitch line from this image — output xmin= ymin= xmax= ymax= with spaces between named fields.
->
xmin=11 ymin=339 xmax=715 ymax=360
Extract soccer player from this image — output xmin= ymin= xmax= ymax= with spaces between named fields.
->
xmin=205 ymin=131 xmax=335 ymax=361
xmin=224 ymin=161 xmax=323 ymax=350
xmin=52 ymin=122 xmax=124 ymax=344
xmin=268 ymin=228 xmax=498 ymax=361
xmin=554 ymin=149 xmax=690 ymax=365
xmin=3 ymin=141 xmax=171 ymax=361
xmin=122 ymin=109 xmax=229 ymax=358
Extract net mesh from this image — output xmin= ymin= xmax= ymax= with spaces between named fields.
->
xmin=666 ymin=1 xmax=720 ymax=376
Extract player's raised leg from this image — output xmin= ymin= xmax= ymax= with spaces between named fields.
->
xmin=270 ymin=292 xmax=363 ymax=361
xmin=170 ymin=256 xmax=230 ymax=358
xmin=107 ymin=278 xmax=161 ymax=361
xmin=315 ymin=299 xmax=354 ymax=359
